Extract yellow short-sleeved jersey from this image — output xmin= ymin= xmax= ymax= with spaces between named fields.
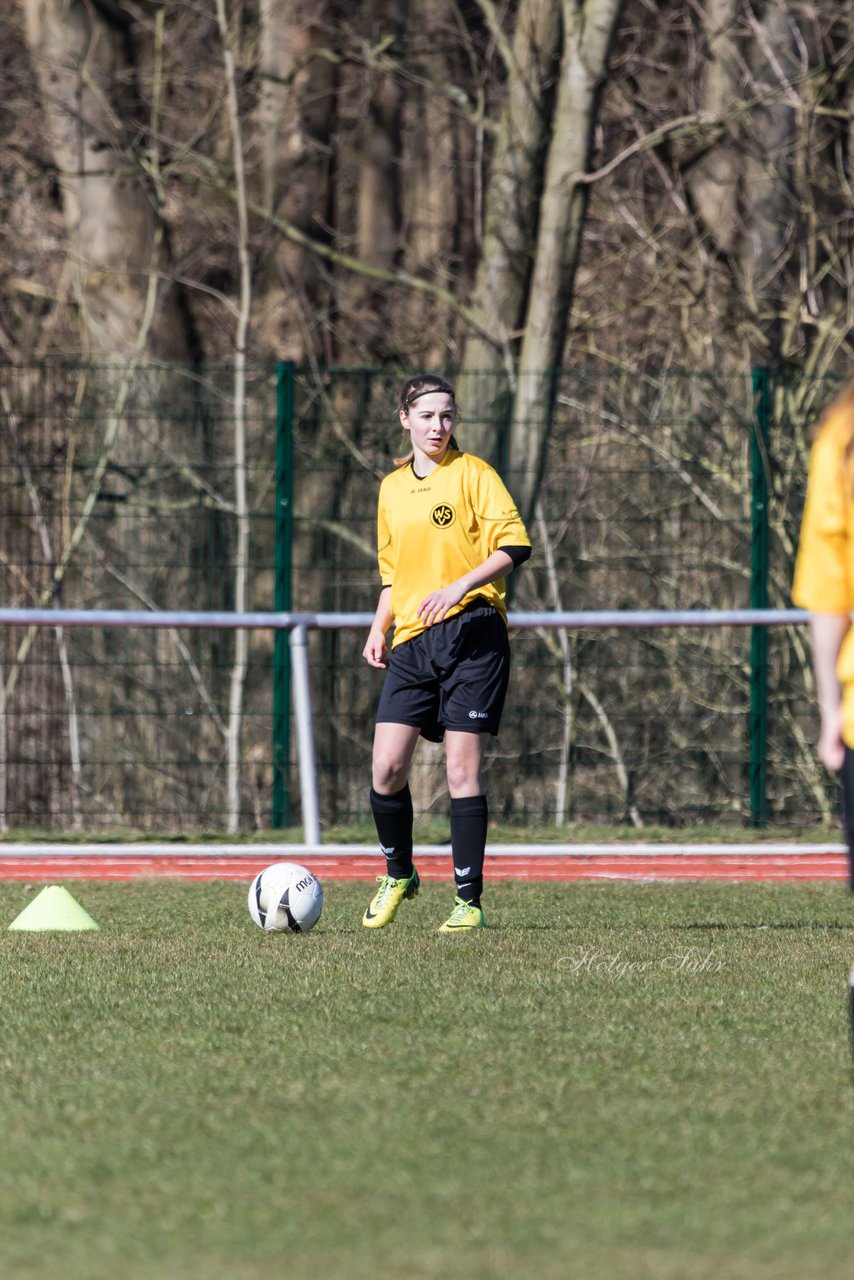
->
xmin=377 ymin=449 xmax=531 ymax=647
xmin=793 ymin=406 xmax=854 ymax=742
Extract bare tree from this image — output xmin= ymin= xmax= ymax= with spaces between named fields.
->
xmin=255 ymin=0 xmax=338 ymax=362
xmin=21 ymin=0 xmax=197 ymax=359
xmin=687 ymin=0 xmax=741 ymax=255
xmin=215 ymin=0 xmax=253 ymax=832
xmin=509 ymin=0 xmax=626 ymax=517
xmin=458 ymin=0 xmax=564 ymax=460
xmin=738 ymin=0 xmax=798 ymax=364
xmin=347 ymin=0 xmax=407 ymax=351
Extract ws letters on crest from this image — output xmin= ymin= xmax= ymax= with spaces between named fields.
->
xmin=430 ymin=503 xmax=456 ymax=528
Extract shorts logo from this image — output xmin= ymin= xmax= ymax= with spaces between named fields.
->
xmin=430 ymin=502 xmax=456 ymax=528
xmin=468 ymin=710 xmax=488 ymax=720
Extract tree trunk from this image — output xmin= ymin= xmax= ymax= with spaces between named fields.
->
xmin=356 ymin=1 xmax=405 ymax=271
xmin=688 ymin=0 xmax=742 ymax=254
xmin=509 ymin=0 xmax=625 ymax=518
xmin=21 ymin=0 xmax=195 ymax=361
xmin=345 ymin=0 xmax=407 ymax=352
xmin=458 ymin=0 xmax=563 ymax=461
xmin=216 ymin=0 xmax=253 ymax=832
xmin=256 ymin=0 xmax=337 ymax=362
xmin=739 ymin=0 xmax=797 ymax=365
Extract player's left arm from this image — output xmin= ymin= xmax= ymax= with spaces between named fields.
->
xmin=417 ymin=549 xmax=519 ymax=627
xmin=418 ymin=463 xmax=532 ymax=625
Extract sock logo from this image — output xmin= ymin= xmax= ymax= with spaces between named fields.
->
xmin=380 ymin=844 xmax=395 ymax=856
xmin=455 ymin=866 xmax=471 ymax=877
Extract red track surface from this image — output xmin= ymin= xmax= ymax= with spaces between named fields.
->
xmin=0 ymin=849 xmax=847 ymax=882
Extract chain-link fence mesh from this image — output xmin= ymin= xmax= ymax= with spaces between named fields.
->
xmin=0 ymin=362 xmax=834 ymax=832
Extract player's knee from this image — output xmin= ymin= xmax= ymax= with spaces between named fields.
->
xmin=372 ymin=755 xmax=408 ymax=793
xmin=445 ymin=758 xmax=481 ymax=796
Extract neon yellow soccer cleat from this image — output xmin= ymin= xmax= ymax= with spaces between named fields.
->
xmin=438 ymin=896 xmax=485 ymax=932
xmin=362 ymin=868 xmax=420 ymax=929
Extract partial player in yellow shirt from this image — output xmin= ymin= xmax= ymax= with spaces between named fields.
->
xmin=793 ymin=379 xmax=854 ymax=887
xmin=361 ymin=373 xmax=532 ymax=931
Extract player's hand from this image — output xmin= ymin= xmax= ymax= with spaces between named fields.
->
xmin=363 ymin=627 xmax=389 ymax=668
xmin=417 ymin=582 xmax=467 ymax=626
xmin=818 ymin=707 xmax=845 ymax=772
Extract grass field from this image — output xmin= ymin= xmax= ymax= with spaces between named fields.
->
xmin=1 ymin=877 xmax=853 ymax=1280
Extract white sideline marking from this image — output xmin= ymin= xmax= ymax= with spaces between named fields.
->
xmin=0 ymin=843 xmax=845 ymax=859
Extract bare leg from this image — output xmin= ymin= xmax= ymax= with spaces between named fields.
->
xmin=371 ymin=721 xmax=421 ymax=794
xmin=444 ymin=730 xmax=487 ymax=798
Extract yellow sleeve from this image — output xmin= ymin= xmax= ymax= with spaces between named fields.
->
xmin=793 ymin=424 xmax=851 ymax=612
xmin=377 ymin=486 xmax=394 ymax=587
xmin=471 ymin=462 xmax=531 ymax=553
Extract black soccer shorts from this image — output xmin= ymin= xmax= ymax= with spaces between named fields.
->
xmin=375 ymin=602 xmax=511 ymax=742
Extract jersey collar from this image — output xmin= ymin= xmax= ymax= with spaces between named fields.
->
xmin=410 ymin=447 xmax=460 ymax=481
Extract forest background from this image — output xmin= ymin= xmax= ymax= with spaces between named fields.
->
xmin=0 ymin=0 xmax=852 ymax=834
xmin=4 ymin=1 xmax=853 ymax=383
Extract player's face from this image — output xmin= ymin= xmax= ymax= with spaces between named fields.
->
xmin=400 ymin=392 xmax=456 ymax=464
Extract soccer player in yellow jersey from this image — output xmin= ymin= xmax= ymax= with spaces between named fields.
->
xmin=361 ymin=374 xmax=532 ymax=930
xmin=793 ymin=379 xmax=854 ymax=887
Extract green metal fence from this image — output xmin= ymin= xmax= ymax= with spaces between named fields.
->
xmin=0 ymin=361 xmax=834 ymax=833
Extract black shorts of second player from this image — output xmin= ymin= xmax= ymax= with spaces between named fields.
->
xmin=376 ymin=603 xmax=511 ymax=743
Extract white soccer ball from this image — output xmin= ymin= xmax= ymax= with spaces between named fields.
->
xmin=247 ymin=861 xmax=323 ymax=933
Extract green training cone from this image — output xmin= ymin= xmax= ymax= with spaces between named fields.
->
xmin=8 ymin=885 xmax=100 ymax=932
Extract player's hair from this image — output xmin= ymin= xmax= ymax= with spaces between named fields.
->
xmin=395 ymin=374 xmax=459 ymax=466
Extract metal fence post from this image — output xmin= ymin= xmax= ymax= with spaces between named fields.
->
xmin=750 ymin=367 xmax=771 ymax=827
xmin=272 ymin=361 xmax=294 ymax=827
xmin=290 ymin=623 xmax=321 ymax=845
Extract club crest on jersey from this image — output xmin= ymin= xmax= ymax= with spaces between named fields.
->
xmin=430 ymin=502 xmax=456 ymax=528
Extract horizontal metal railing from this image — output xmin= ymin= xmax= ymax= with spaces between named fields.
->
xmin=0 ymin=609 xmax=812 ymax=843
xmin=0 ymin=608 xmax=811 ymax=629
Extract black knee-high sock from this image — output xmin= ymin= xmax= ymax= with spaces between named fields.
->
xmin=450 ymin=794 xmax=488 ymax=906
xmin=841 ymin=747 xmax=854 ymax=891
xmin=370 ymin=785 xmax=414 ymax=879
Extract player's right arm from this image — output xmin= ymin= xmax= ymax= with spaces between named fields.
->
xmin=808 ymin=612 xmax=849 ymax=771
xmin=366 ymin=486 xmax=395 ymax=667
xmin=363 ymin=585 xmax=393 ymax=668
xmin=793 ymin=419 xmax=853 ymax=770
